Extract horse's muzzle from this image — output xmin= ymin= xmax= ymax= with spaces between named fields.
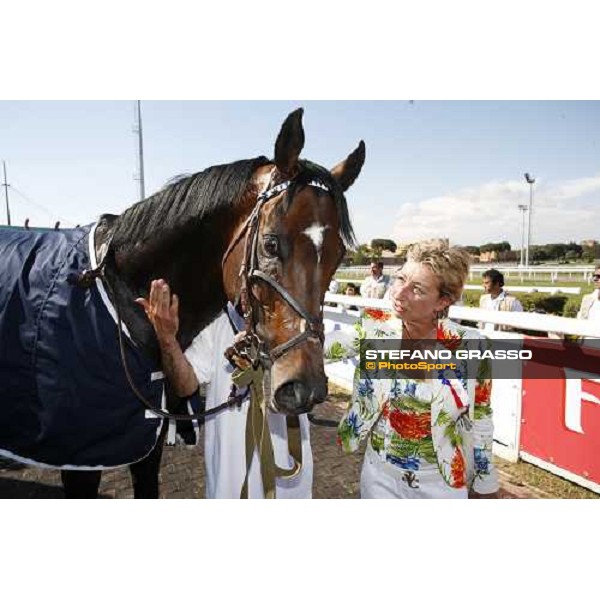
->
xmin=273 ymin=379 xmax=327 ymax=415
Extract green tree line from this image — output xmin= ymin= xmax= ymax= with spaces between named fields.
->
xmin=344 ymin=240 xmax=600 ymax=265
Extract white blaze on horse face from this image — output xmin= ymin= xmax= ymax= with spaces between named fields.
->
xmin=302 ymin=223 xmax=330 ymax=264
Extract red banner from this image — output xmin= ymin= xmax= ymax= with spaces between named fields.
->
xmin=521 ymin=338 xmax=600 ymax=487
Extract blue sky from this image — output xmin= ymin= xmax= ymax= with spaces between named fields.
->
xmin=1 ymin=100 xmax=599 ymax=247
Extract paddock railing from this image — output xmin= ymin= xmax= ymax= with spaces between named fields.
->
xmin=337 ymin=264 xmax=596 ymax=283
xmin=335 ymin=282 xmax=583 ymax=295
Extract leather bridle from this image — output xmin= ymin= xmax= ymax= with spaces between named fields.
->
xmin=222 ymin=173 xmax=330 ymax=370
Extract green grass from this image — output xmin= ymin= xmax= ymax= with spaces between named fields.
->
xmin=496 ymin=457 xmax=600 ymax=499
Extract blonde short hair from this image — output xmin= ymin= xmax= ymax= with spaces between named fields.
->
xmin=399 ymin=241 xmax=471 ymax=304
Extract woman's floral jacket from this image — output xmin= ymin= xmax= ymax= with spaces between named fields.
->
xmin=338 ymin=309 xmax=499 ymax=494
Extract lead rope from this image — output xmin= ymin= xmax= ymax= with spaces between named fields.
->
xmin=233 ymin=365 xmax=302 ymax=499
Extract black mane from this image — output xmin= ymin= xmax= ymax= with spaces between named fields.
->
xmin=111 ymin=156 xmax=272 ymax=251
xmin=110 ymin=156 xmax=356 ymax=251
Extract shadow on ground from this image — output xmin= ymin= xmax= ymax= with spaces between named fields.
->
xmin=0 ymin=477 xmax=66 ymax=499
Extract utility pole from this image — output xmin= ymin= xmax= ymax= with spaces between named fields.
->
xmin=524 ymin=173 xmax=535 ymax=267
xmin=133 ymin=100 xmax=146 ymax=201
xmin=2 ymin=161 xmax=11 ymax=226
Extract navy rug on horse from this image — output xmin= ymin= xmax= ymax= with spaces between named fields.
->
xmin=0 ymin=223 xmax=165 ymax=468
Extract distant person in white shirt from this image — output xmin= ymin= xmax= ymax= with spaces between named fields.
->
xmin=479 ymin=268 xmax=523 ymax=332
xmin=578 ymin=265 xmax=600 ymax=322
xmin=360 ymin=261 xmax=390 ymax=299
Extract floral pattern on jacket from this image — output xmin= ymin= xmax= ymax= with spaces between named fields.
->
xmin=338 ymin=312 xmax=499 ymax=494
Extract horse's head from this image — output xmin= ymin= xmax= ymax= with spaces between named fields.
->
xmin=225 ymin=109 xmax=365 ymax=415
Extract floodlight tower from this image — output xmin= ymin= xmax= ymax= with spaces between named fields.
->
xmin=518 ymin=204 xmax=528 ymax=266
xmin=524 ymin=173 xmax=535 ymax=266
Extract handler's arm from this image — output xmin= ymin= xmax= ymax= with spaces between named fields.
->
xmin=136 ymin=279 xmax=199 ymax=397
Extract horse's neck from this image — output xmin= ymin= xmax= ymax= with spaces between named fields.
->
xmin=96 ymin=211 xmax=244 ymax=362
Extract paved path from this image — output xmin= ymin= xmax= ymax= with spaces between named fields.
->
xmin=0 ymin=395 xmax=534 ymax=499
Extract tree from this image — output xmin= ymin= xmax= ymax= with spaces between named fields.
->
xmin=542 ymin=244 xmax=568 ymax=261
xmin=529 ymin=243 xmax=583 ymax=263
xmin=347 ymin=244 xmax=373 ymax=265
xmin=370 ymin=238 xmax=397 ymax=258
xmin=566 ymin=241 xmax=583 ymax=258
xmin=531 ymin=246 xmax=548 ymax=262
xmin=565 ymin=250 xmax=580 ymax=261
xmin=480 ymin=241 xmax=511 ymax=253
xmin=582 ymin=243 xmax=600 ymax=263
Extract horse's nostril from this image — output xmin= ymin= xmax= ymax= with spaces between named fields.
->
xmin=274 ymin=381 xmax=312 ymax=414
xmin=310 ymin=385 xmax=327 ymax=405
xmin=274 ymin=379 xmax=329 ymax=414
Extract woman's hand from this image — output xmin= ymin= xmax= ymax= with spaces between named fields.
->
xmin=136 ymin=279 xmax=180 ymax=347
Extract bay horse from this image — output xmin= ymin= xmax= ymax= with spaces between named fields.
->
xmin=0 ymin=108 xmax=365 ymax=497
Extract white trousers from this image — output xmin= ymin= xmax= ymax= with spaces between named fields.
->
xmin=360 ymin=445 xmax=468 ymax=499
xmin=205 ymin=404 xmax=313 ymax=499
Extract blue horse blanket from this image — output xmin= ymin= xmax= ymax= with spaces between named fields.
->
xmin=0 ymin=224 xmax=165 ymax=468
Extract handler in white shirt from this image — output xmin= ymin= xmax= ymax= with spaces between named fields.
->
xmin=360 ymin=261 xmax=390 ymax=299
xmin=578 ymin=266 xmax=600 ymax=322
xmin=137 ymin=279 xmax=312 ymax=499
xmin=479 ymin=269 xmax=523 ymax=332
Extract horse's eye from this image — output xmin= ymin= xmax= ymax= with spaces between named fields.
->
xmin=263 ymin=235 xmax=280 ymax=257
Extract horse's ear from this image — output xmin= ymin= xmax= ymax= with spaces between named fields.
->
xmin=330 ymin=141 xmax=366 ymax=192
xmin=274 ymin=108 xmax=305 ymax=176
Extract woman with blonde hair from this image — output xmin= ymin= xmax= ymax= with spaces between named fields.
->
xmin=338 ymin=241 xmax=499 ymax=499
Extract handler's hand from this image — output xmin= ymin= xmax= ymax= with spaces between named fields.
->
xmin=136 ymin=279 xmax=180 ymax=345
